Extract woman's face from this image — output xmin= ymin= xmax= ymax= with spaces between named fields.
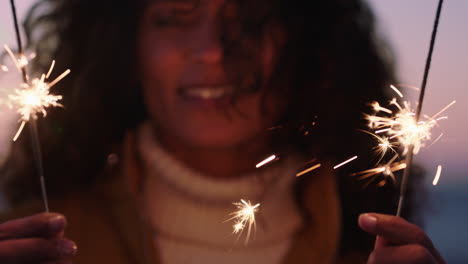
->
xmin=137 ymin=0 xmax=285 ymax=150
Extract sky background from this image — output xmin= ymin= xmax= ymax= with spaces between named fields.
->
xmin=369 ymin=0 xmax=468 ymax=187
xmin=362 ymin=2 xmax=468 ymax=262
xmin=0 ymin=0 xmax=466 ymax=262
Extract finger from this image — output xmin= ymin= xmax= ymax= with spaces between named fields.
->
xmin=374 ymin=235 xmax=392 ymax=248
xmin=0 ymin=213 xmax=66 ymax=240
xmin=368 ymin=244 xmax=437 ymax=264
xmin=0 ymin=238 xmax=76 ymax=263
xmin=359 ymin=213 xmax=431 ymax=247
xmin=359 ymin=213 xmax=445 ymax=263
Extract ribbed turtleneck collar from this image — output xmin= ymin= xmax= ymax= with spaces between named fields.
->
xmin=137 ymin=122 xmax=304 ymax=251
xmin=138 ymin=122 xmax=301 ymax=206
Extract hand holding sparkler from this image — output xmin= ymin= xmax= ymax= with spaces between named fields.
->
xmin=0 ymin=213 xmax=77 ymax=263
xmin=358 ymin=1 xmax=448 ymax=263
xmin=359 ymin=213 xmax=446 ymax=264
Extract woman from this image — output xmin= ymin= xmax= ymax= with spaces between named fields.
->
xmin=0 ymin=0 xmax=444 ymax=263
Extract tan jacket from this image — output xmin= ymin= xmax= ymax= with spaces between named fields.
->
xmin=2 ymin=134 xmax=368 ymax=263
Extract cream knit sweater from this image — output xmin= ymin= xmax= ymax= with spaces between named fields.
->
xmin=138 ymin=123 xmax=304 ymax=264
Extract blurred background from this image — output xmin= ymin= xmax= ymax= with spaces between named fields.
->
xmin=0 ymin=0 xmax=466 ymax=262
xmin=369 ymin=1 xmax=468 ymax=263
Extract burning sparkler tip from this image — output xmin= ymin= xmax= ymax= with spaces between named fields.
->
xmin=228 ymin=199 xmax=260 ymax=244
xmin=1 ymin=45 xmax=68 ymax=140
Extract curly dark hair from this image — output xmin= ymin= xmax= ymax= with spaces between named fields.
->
xmin=1 ymin=0 xmax=423 ymax=257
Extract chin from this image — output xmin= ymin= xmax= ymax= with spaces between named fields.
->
xmin=148 ymin=117 xmax=259 ymax=150
xmin=176 ymin=127 xmax=260 ymax=150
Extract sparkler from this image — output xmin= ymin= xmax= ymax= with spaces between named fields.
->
xmin=352 ymin=154 xmax=406 ymax=187
xmin=255 ymin=154 xmax=277 ymax=168
xmin=223 ymin=153 xmax=281 ymax=245
xmin=366 ymin=94 xmax=454 ymax=157
xmin=225 ymin=154 xmax=276 ymax=243
xmin=4 ymin=58 xmax=69 ymax=141
xmin=363 ymin=130 xmax=397 ymax=163
xmin=432 ymin=165 xmax=442 ymax=186
xmin=3 ymin=44 xmax=36 ymax=73
xmin=357 ymin=1 xmax=452 ymax=215
xmin=226 ymin=199 xmax=260 ymax=245
xmin=224 ymin=155 xmax=275 ymax=244
xmin=227 ymin=0 xmax=448 ymax=243
xmin=296 ymin=163 xmax=321 ymax=177
xmin=395 ymin=0 xmax=446 ymax=216
xmin=333 ymin=156 xmax=358 ymax=170
xmin=0 ymin=0 xmax=69 ymax=212
xmin=360 ymin=84 xmax=453 ymax=190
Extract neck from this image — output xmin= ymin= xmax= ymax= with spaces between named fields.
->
xmin=157 ymin=134 xmax=271 ymax=179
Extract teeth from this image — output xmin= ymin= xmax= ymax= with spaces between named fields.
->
xmin=183 ymin=86 xmax=232 ymax=99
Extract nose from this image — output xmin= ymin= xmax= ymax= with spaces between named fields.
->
xmin=190 ymin=20 xmax=223 ymax=65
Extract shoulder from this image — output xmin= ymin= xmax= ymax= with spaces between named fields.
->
xmin=291 ymin=162 xmax=372 ymax=263
xmin=284 ymin=161 xmax=342 ymax=263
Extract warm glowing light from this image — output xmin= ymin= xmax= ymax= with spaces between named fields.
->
xmin=233 ymin=222 xmax=244 ymax=234
xmin=256 ymin=155 xmax=277 ymax=168
xmin=352 ymin=155 xmax=406 ymax=187
xmin=3 ymin=45 xmax=36 ymax=73
xmin=390 ymin=85 xmax=404 ymax=98
xmin=365 ymin=86 xmax=455 ymax=156
xmin=432 ymin=100 xmax=456 ymax=120
xmin=296 ymin=163 xmax=321 ymax=177
xmin=226 ymin=199 xmax=260 ymax=244
xmin=12 ymin=121 xmax=26 ymax=142
xmin=7 ymin=69 xmax=66 ymax=140
xmin=333 ymin=156 xmax=358 ymax=169
xmin=360 ymin=129 xmax=398 ymax=163
xmin=433 ymin=165 xmax=442 ymax=186
xmin=428 ymin=133 xmax=444 ymax=148
xmin=0 ymin=45 xmax=69 ymax=141
xmin=371 ymin=101 xmax=392 ymax=114
xmin=9 ymin=71 xmax=66 ymax=122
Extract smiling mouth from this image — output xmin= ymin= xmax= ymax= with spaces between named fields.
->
xmin=179 ymin=85 xmax=234 ymax=100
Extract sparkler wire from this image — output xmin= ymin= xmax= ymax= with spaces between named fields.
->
xmin=9 ymin=0 xmax=26 ymax=83
xmin=9 ymin=0 xmax=49 ymax=212
xmin=396 ymin=0 xmax=444 ymax=217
